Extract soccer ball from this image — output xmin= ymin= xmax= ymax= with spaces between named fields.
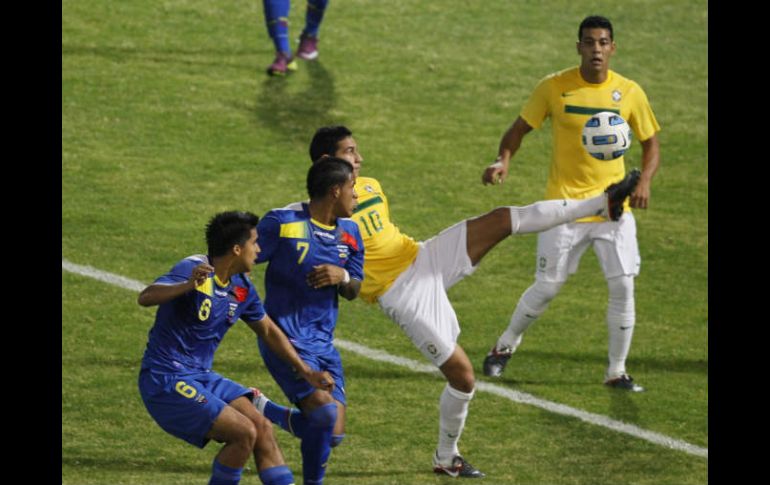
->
xmin=582 ymin=111 xmax=632 ymax=160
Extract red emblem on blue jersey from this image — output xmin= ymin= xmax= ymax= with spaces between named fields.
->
xmin=340 ymin=231 xmax=359 ymax=251
xmin=232 ymin=286 xmax=248 ymax=302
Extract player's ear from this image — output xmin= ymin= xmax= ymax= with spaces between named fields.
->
xmin=232 ymin=244 xmax=242 ymax=256
xmin=331 ymin=184 xmax=341 ymax=199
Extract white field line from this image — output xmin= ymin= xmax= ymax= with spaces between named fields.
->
xmin=62 ymin=259 xmax=707 ymax=459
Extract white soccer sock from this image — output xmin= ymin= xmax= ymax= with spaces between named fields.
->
xmin=509 ymin=196 xmax=606 ymax=235
xmin=437 ymin=384 xmax=475 ymax=463
xmin=252 ymin=391 xmax=269 ymax=414
xmin=496 ymin=301 xmax=534 ymax=352
xmin=606 ymin=275 xmax=635 ymax=378
xmin=497 ymin=280 xmax=562 ymax=351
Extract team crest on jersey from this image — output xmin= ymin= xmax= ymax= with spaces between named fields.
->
xmin=612 ymin=90 xmax=622 ymax=102
xmin=364 ymin=184 xmax=375 ymax=193
xmin=230 ymin=286 xmax=248 ymax=303
xmin=340 ymin=231 xmax=359 ymax=251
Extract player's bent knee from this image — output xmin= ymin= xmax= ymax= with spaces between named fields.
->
xmin=607 ymin=275 xmax=634 ymax=299
xmin=446 ymin=371 xmax=475 ymax=393
xmin=531 ymin=280 xmax=564 ymax=303
xmin=232 ymin=420 xmax=258 ymax=449
xmin=252 ymin=415 xmax=275 ymax=442
xmin=308 ymin=402 xmax=338 ymax=429
xmin=330 ymin=433 xmax=345 ymax=448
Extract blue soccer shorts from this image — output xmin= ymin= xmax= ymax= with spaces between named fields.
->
xmin=258 ymin=339 xmax=347 ymax=407
xmin=138 ymin=368 xmax=253 ymax=448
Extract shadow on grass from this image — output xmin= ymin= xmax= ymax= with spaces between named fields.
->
xmin=607 ymin=385 xmax=640 ymax=422
xmin=250 ymin=61 xmax=343 ymax=147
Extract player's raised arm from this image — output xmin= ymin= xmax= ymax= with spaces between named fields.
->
xmin=246 ymin=315 xmax=335 ymax=392
xmin=137 ymin=263 xmax=214 ymax=307
xmin=482 ymin=116 xmax=533 ymax=186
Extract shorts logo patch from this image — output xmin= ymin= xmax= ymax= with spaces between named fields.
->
xmin=539 ymin=256 xmax=547 ymax=270
xmin=426 ymin=343 xmax=438 ymax=356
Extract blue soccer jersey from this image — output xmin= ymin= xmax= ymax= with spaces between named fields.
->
xmin=141 ymin=254 xmax=266 ymax=373
xmin=256 ymin=204 xmax=364 ymax=353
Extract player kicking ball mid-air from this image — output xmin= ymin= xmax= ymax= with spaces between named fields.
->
xmin=258 ymin=125 xmax=639 ymax=478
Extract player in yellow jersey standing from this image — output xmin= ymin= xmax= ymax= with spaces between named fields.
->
xmin=307 ymin=125 xmax=640 ymax=478
xmin=481 ymin=16 xmax=661 ymax=392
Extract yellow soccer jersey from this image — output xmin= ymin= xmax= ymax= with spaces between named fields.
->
xmin=521 ymin=67 xmax=660 ymax=222
xmin=352 ymin=176 xmax=419 ymax=302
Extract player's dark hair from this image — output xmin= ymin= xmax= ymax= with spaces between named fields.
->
xmin=309 ymin=125 xmax=353 ymax=162
xmin=307 ymin=157 xmax=354 ymax=199
xmin=205 ymin=211 xmax=259 ymax=258
xmin=579 ymin=15 xmax=613 ymax=41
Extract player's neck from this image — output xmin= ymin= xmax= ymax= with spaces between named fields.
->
xmin=579 ymin=65 xmax=609 ymax=84
xmin=209 ymin=256 xmax=235 ymax=285
xmin=308 ymin=200 xmax=338 ymax=228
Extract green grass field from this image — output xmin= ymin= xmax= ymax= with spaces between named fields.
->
xmin=62 ymin=0 xmax=708 ymax=483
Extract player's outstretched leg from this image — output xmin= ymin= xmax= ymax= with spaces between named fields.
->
xmin=605 ymin=168 xmax=641 ymax=221
xmin=466 ymin=169 xmax=641 ymax=266
xmin=509 ymin=168 xmax=642 ymax=234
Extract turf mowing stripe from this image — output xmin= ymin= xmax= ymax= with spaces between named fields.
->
xmin=62 ymin=258 xmax=707 ymax=459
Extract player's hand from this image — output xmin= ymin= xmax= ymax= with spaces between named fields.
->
xmin=189 ymin=263 xmax=214 ymax=287
xmin=482 ymin=159 xmax=509 ymax=185
xmin=307 ymin=264 xmax=346 ymax=289
xmin=304 ymin=370 xmax=335 ymax=392
xmin=629 ymin=177 xmax=651 ymax=209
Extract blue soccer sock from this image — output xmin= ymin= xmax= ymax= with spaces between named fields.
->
xmin=302 ymin=0 xmax=329 ymax=38
xmin=258 ymin=464 xmax=295 ymax=485
xmin=263 ymin=0 xmax=291 ymax=54
xmin=209 ymin=459 xmax=243 ymax=485
xmin=300 ymin=403 xmax=337 ymax=485
xmin=261 ymin=400 xmax=311 ymax=439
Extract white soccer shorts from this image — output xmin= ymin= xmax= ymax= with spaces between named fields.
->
xmin=534 ymin=212 xmax=640 ymax=282
xmin=377 ymin=221 xmax=476 ymax=367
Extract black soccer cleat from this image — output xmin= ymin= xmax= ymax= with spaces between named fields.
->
xmin=433 ymin=452 xmax=486 ymax=478
xmin=604 ymin=169 xmax=642 ymax=221
xmin=604 ymin=374 xmax=645 ymax=392
xmin=482 ymin=346 xmax=513 ymax=377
